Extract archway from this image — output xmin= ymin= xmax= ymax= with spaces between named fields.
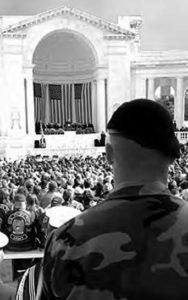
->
xmin=155 ymin=85 xmax=175 ymax=119
xmin=32 ymin=30 xmax=98 ymax=134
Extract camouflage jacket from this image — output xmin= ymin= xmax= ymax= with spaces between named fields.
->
xmin=40 ymin=181 xmax=188 ymax=300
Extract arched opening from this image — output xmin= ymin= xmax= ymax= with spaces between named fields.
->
xmin=155 ymin=84 xmax=175 ymax=119
xmin=32 ymin=30 xmax=98 ymax=134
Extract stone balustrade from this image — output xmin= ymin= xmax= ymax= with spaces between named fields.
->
xmin=175 ymin=131 xmax=188 ymax=144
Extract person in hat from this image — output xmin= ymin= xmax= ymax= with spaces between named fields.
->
xmin=0 ymin=232 xmax=17 ymax=300
xmin=45 ymin=193 xmax=81 ymax=233
xmin=39 ymin=99 xmax=188 ymax=300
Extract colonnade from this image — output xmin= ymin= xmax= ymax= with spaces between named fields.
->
xmin=136 ymin=76 xmax=185 ymax=128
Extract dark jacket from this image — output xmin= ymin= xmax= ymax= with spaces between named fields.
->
xmin=3 ymin=208 xmax=49 ymax=251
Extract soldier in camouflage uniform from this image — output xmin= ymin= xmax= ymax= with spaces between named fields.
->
xmin=39 ymin=99 xmax=188 ymax=300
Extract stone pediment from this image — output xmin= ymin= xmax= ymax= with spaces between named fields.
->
xmin=0 ymin=5 xmax=135 ymax=41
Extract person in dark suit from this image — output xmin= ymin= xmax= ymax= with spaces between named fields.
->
xmin=0 ymin=232 xmax=17 ymax=300
xmin=100 ymin=130 xmax=106 ymax=146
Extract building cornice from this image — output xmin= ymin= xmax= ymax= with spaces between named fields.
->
xmin=132 ymin=60 xmax=188 ymax=68
xmin=104 ymin=34 xmax=132 ymax=40
xmin=2 ymin=33 xmax=26 ymax=38
xmin=131 ymin=51 xmax=188 ymax=67
xmin=0 ymin=6 xmax=135 ymax=41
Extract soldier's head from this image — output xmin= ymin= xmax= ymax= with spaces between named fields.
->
xmin=14 ymin=193 xmax=26 ymax=210
xmin=106 ymin=99 xmax=180 ymax=186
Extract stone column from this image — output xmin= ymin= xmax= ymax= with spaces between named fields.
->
xmin=0 ymin=55 xmax=7 ymax=137
xmin=148 ymin=77 xmax=155 ymax=100
xmin=175 ymin=77 xmax=184 ymax=128
xmin=91 ymin=80 xmax=97 ymax=131
xmin=96 ymin=77 xmax=106 ymax=133
xmin=23 ymin=65 xmax=35 ymax=135
xmin=106 ymin=40 xmax=131 ymax=122
xmin=135 ymin=77 xmax=146 ymax=99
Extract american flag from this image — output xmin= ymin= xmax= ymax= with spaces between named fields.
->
xmin=75 ymin=82 xmax=92 ymax=124
xmin=34 ymin=82 xmax=93 ymax=126
xmin=49 ymin=84 xmax=63 ymax=125
xmin=34 ymin=83 xmax=43 ymax=123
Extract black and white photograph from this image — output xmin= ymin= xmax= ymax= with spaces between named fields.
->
xmin=0 ymin=0 xmax=188 ymax=299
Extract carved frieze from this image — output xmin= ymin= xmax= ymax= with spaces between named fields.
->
xmin=0 ymin=6 xmax=135 ymax=41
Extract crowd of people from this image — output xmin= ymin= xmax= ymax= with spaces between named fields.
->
xmin=0 ymin=153 xmax=114 ymax=298
xmin=0 ymin=153 xmax=113 ymax=210
xmin=0 ymin=142 xmax=188 ymax=250
xmin=0 ymin=154 xmax=114 ymax=252
xmin=0 ymin=143 xmax=187 ymax=224
xmin=35 ymin=121 xmax=95 ymax=135
xmin=168 ymin=142 xmax=188 ymax=198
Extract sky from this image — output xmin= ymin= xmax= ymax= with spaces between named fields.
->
xmin=0 ymin=0 xmax=188 ymax=51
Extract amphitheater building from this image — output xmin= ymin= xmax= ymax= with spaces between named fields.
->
xmin=0 ymin=5 xmax=188 ymax=158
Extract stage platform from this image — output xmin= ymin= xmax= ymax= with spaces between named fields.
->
xmin=0 ymin=132 xmax=106 ymax=159
xmin=29 ymin=146 xmax=106 ymax=158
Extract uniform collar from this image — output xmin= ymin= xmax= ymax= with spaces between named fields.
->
xmin=106 ymin=180 xmax=170 ymax=201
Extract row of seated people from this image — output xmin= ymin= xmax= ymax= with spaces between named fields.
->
xmin=173 ymin=120 xmax=188 ymax=132
xmin=177 ymin=126 xmax=188 ymax=131
xmin=35 ymin=121 xmax=95 ymax=135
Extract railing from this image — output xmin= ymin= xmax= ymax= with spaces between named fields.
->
xmin=175 ymin=131 xmax=188 ymax=144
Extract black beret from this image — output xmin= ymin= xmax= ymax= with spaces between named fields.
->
xmin=107 ymin=99 xmax=180 ymax=159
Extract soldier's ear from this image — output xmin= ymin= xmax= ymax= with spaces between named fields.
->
xmin=105 ymin=143 xmax=114 ymax=165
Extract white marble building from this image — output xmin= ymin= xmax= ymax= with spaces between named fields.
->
xmin=0 ymin=5 xmax=188 ymax=157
